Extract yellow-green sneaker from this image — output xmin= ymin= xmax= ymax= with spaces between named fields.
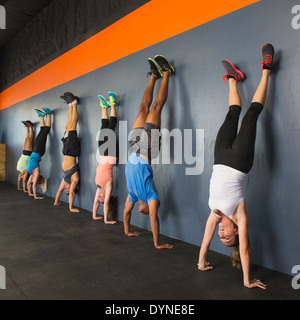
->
xmin=98 ymin=95 xmax=111 ymax=109
xmin=108 ymin=92 xmax=120 ymax=106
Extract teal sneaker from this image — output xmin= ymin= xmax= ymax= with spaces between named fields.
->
xmin=147 ymin=58 xmax=163 ymax=79
xmin=35 ymin=109 xmax=46 ymax=117
xmin=42 ymin=108 xmax=53 ymax=115
xmin=108 ymin=92 xmax=119 ymax=106
xmin=98 ymin=95 xmax=111 ymax=109
xmin=154 ymin=55 xmax=175 ymax=76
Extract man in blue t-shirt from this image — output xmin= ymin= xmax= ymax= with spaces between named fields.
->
xmin=123 ymin=55 xmax=175 ymax=250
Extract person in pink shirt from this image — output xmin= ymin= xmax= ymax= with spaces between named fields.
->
xmin=92 ymin=92 xmax=119 ymax=224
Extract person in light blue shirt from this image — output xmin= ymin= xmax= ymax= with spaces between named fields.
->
xmin=125 ymin=152 xmax=159 ymax=206
xmin=27 ymin=108 xmax=52 ymax=200
xmin=123 ymin=55 xmax=174 ymax=250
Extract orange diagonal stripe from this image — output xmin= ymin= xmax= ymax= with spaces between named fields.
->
xmin=0 ymin=0 xmax=260 ymax=110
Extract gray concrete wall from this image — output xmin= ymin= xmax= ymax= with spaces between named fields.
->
xmin=0 ymin=0 xmax=299 ymax=276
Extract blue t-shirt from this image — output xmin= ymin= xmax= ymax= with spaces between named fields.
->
xmin=27 ymin=152 xmax=41 ymax=175
xmin=125 ymin=153 xmax=160 ymax=205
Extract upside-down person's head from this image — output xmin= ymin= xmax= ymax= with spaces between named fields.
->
xmin=37 ymin=175 xmax=47 ymax=194
xmin=138 ymin=200 xmax=149 ymax=215
xmin=217 ymin=212 xmax=239 ymax=247
xmin=98 ymin=188 xmax=105 ymax=203
xmin=64 ymin=182 xmax=71 ymax=195
xmin=215 ymin=210 xmax=241 ymax=269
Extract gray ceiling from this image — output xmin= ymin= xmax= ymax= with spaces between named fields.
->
xmin=0 ymin=0 xmax=53 ymax=50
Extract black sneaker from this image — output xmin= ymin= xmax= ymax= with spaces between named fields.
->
xmin=154 ymin=55 xmax=175 ymax=76
xmin=261 ymin=43 xmax=274 ymax=70
xmin=222 ymin=59 xmax=245 ymax=83
xmin=147 ymin=58 xmax=163 ymax=79
xmin=61 ymin=92 xmax=80 ymax=104
xmin=21 ymin=121 xmax=28 ymax=127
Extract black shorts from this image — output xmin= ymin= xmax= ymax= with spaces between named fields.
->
xmin=98 ymin=117 xmax=118 ymax=157
xmin=128 ymin=122 xmax=161 ymax=161
xmin=62 ymin=131 xmax=81 ymax=157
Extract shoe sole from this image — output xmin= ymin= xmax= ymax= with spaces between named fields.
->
xmin=35 ymin=109 xmax=47 ymax=116
xmin=64 ymin=93 xmax=80 ymax=104
xmin=222 ymin=59 xmax=245 ymax=81
xmin=42 ymin=108 xmax=52 ymax=115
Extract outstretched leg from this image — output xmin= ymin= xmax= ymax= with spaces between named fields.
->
xmin=34 ymin=111 xmax=52 ymax=157
xmin=23 ymin=124 xmax=34 ymax=152
xmin=145 ymin=71 xmax=170 ymax=128
xmin=214 ymin=60 xmax=245 ymax=164
xmin=65 ymin=102 xmax=78 ymax=132
xmin=132 ymin=75 xmax=156 ymax=130
xmin=252 ymin=69 xmax=271 ymax=105
xmin=232 ymin=44 xmax=274 ymax=173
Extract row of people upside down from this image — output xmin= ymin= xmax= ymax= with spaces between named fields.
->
xmin=16 ymin=45 xmax=275 ymax=290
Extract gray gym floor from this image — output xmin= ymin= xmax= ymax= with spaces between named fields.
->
xmin=0 ymin=182 xmax=298 ymax=300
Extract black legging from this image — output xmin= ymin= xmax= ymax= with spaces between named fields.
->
xmin=214 ymin=102 xmax=263 ymax=174
xmin=34 ymin=126 xmax=51 ymax=157
xmin=98 ymin=116 xmax=117 ymax=157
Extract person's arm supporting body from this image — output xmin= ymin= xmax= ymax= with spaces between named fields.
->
xmin=69 ymin=178 xmax=80 ymax=213
xmin=148 ymin=199 xmax=173 ymax=250
xmin=103 ymin=181 xmax=116 ymax=224
xmin=17 ymin=173 xmax=22 ymax=191
xmin=32 ymin=168 xmax=43 ymax=200
xmin=92 ymin=188 xmax=103 ymax=220
xmin=123 ymin=195 xmax=140 ymax=237
xmin=198 ymin=211 xmax=221 ymax=270
xmin=54 ymin=179 xmax=65 ymax=206
xmin=23 ymin=172 xmax=29 ymax=192
xmin=27 ymin=175 xmax=33 ymax=196
xmin=237 ymin=206 xmax=266 ymax=290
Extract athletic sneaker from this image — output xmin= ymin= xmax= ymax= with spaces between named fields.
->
xmin=42 ymin=108 xmax=53 ymax=115
xmin=26 ymin=121 xmax=34 ymax=127
xmin=21 ymin=121 xmax=28 ymax=127
xmin=261 ymin=43 xmax=274 ymax=70
xmin=222 ymin=59 xmax=245 ymax=83
xmin=98 ymin=95 xmax=111 ymax=109
xmin=108 ymin=92 xmax=120 ymax=106
xmin=62 ymin=92 xmax=80 ymax=104
xmin=154 ymin=55 xmax=175 ymax=76
xmin=60 ymin=95 xmax=71 ymax=104
xmin=147 ymin=58 xmax=163 ymax=79
xmin=35 ymin=109 xmax=47 ymax=117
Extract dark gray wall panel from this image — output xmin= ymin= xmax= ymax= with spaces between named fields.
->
xmin=0 ymin=0 xmax=300 ymax=276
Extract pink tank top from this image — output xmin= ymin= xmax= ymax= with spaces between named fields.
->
xmin=95 ymin=156 xmax=117 ymax=189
